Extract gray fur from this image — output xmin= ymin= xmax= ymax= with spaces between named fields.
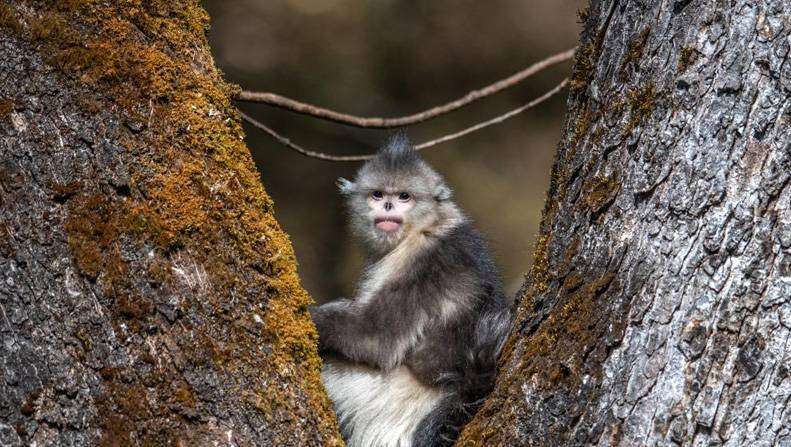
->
xmin=311 ymin=136 xmax=512 ymax=447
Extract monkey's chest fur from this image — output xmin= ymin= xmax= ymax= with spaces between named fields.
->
xmin=322 ymin=357 xmax=446 ymax=447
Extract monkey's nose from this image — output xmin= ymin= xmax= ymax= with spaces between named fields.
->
xmin=384 ymin=202 xmax=393 ymax=211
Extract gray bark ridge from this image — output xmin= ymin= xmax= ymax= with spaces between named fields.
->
xmin=590 ymin=1 xmax=790 ymax=444
xmin=459 ymin=0 xmax=790 ymax=445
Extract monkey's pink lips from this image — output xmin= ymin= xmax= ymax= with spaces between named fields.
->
xmin=374 ymin=217 xmax=402 ymax=233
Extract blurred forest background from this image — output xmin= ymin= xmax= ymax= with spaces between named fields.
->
xmin=201 ymin=0 xmax=585 ymax=301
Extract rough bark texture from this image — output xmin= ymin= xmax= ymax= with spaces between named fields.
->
xmin=459 ymin=0 xmax=790 ymax=445
xmin=0 ymin=2 xmax=341 ymax=446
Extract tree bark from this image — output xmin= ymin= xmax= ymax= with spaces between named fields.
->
xmin=459 ymin=0 xmax=790 ymax=445
xmin=0 ymin=2 xmax=340 ymax=446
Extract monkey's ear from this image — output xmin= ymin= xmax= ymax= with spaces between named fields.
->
xmin=434 ymin=184 xmax=453 ymax=201
xmin=337 ymin=177 xmax=356 ymax=195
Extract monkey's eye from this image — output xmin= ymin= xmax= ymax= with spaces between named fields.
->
xmin=371 ymin=191 xmax=384 ymax=200
xmin=398 ymin=192 xmax=411 ymax=202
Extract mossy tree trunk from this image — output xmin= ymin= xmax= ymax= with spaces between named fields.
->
xmin=0 ymin=2 xmax=341 ymax=446
xmin=459 ymin=0 xmax=789 ymax=445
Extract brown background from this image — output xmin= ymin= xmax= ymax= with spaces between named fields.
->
xmin=202 ymin=0 xmax=585 ymax=300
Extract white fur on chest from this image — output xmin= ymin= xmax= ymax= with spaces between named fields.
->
xmin=323 ymin=358 xmax=445 ymax=447
xmin=357 ymin=233 xmax=434 ymax=305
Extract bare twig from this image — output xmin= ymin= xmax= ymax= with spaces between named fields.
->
xmin=238 ymin=77 xmax=569 ymax=162
xmin=414 ymin=78 xmax=568 ymax=150
xmin=237 ymin=111 xmax=370 ymax=161
xmin=236 ymin=48 xmax=576 ymax=128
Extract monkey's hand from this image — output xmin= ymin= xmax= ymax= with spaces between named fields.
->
xmin=309 ymin=299 xmax=356 ymax=355
xmin=309 ymin=299 xmax=400 ymax=370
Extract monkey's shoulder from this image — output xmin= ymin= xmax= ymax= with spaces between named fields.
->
xmin=423 ymin=221 xmax=499 ymax=277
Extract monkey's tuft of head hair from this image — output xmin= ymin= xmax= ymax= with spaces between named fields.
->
xmin=375 ymin=132 xmax=420 ymax=168
xmin=338 ymin=134 xmax=461 ymax=253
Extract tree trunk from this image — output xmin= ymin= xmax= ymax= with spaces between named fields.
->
xmin=459 ymin=0 xmax=790 ymax=445
xmin=0 ymin=2 xmax=340 ymax=446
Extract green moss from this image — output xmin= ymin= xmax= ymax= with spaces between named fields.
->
xmin=678 ymin=46 xmax=697 ymax=72
xmin=623 ymin=82 xmax=656 ymax=134
xmin=619 ymin=28 xmax=650 ymax=80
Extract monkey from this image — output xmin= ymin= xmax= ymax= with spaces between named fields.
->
xmin=310 ymin=135 xmax=513 ymax=447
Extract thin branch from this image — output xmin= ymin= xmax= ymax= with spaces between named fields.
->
xmin=414 ymin=78 xmax=568 ymax=150
xmin=237 ymin=111 xmax=370 ymax=161
xmin=238 ymin=77 xmax=569 ymax=162
xmin=236 ymin=48 xmax=576 ymax=128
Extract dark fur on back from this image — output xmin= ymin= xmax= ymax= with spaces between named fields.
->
xmin=412 ymin=306 xmax=512 ymax=446
xmin=311 ymin=136 xmax=513 ymax=446
xmin=406 ymin=224 xmax=512 ymax=446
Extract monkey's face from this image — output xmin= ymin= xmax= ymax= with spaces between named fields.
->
xmin=338 ymin=139 xmax=456 ymax=253
xmin=366 ymin=189 xmax=415 ymax=235
xmin=342 ymin=176 xmax=451 ymax=253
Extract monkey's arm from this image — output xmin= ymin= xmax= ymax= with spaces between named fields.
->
xmin=310 ymin=295 xmax=432 ymax=370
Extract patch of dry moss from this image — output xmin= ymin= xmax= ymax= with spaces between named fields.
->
xmin=576 ymin=5 xmax=590 ymax=24
xmin=0 ymin=2 xmax=22 ymax=32
xmin=529 ymin=233 xmax=552 ymax=295
xmin=521 ymin=271 xmax=616 ymax=387
xmin=624 ymin=82 xmax=656 ymax=134
xmin=0 ymin=97 xmax=14 ymax=121
xmin=678 ymin=46 xmax=697 ymax=72
xmin=569 ymin=19 xmax=608 ymax=94
xmin=619 ymin=28 xmax=650 ymax=80
xmin=459 ymin=267 xmax=619 ymax=445
xmin=569 ymin=106 xmax=592 ymax=149
xmin=569 ymin=41 xmax=598 ymax=93
xmin=582 ymin=173 xmax=620 ymax=211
